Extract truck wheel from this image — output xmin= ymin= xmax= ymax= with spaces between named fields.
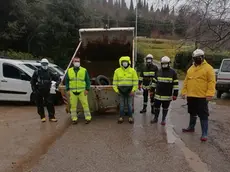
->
xmin=216 ymin=91 xmax=222 ymax=99
xmin=95 ymin=75 xmax=110 ymax=85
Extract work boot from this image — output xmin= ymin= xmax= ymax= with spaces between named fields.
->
xmin=140 ymin=105 xmax=147 ymax=113
xmin=151 ymin=106 xmax=155 ymax=114
xmin=200 ymin=120 xmax=208 ymax=142
xmin=150 ymin=108 xmax=160 ymax=124
xmin=128 ymin=117 xmax=134 ymax=124
xmin=161 ymin=109 xmax=168 ymax=126
xmin=49 ymin=117 xmax=58 ymax=122
xmin=150 ymin=117 xmax=158 ymax=124
xmin=117 ymin=117 xmax=124 ymax=124
xmin=85 ymin=119 xmax=91 ymax=124
xmin=41 ymin=118 xmax=46 ymax=123
xmin=182 ymin=116 xmax=197 ymax=133
xmin=72 ymin=120 xmax=78 ymax=125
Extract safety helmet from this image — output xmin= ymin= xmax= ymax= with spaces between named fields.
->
xmin=192 ymin=49 xmax=204 ymax=58
xmin=146 ymin=54 xmax=153 ymax=59
xmin=40 ymin=58 xmax=49 ymax=64
xmin=161 ymin=56 xmax=171 ymax=63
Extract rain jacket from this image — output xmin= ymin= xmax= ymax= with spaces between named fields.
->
xmin=153 ymin=67 xmax=179 ymax=101
xmin=139 ymin=64 xmax=158 ymax=89
xmin=181 ymin=60 xmax=216 ymax=98
xmin=113 ymin=56 xmax=138 ymax=95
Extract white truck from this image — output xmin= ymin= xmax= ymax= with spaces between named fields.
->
xmin=216 ymin=58 xmax=230 ymax=98
xmin=59 ymin=27 xmax=135 ymax=114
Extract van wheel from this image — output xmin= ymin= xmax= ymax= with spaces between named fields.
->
xmin=216 ymin=91 xmax=222 ymax=99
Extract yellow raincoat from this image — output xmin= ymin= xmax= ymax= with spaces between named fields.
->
xmin=113 ymin=56 xmax=138 ymax=94
xmin=181 ymin=60 xmax=216 ymax=98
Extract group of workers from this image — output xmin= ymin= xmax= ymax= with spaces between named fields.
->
xmin=30 ymin=48 xmax=215 ymax=142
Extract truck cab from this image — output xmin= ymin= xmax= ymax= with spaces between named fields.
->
xmin=216 ymin=58 xmax=230 ymax=98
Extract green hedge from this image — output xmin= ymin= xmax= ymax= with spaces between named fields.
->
xmin=173 ymin=51 xmax=229 ymax=71
xmin=0 ymin=50 xmax=53 ymax=62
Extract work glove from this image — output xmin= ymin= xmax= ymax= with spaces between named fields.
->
xmin=138 ymin=85 xmax=142 ymax=91
xmin=172 ymin=96 xmax=177 ymax=101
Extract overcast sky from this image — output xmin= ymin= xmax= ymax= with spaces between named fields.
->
xmin=125 ymin=0 xmax=183 ymax=11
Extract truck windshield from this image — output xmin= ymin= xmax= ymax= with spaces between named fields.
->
xmin=221 ymin=60 xmax=230 ymax=72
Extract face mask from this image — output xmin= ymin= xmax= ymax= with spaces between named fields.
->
xmin=122 ymin=62 xmax=128 ymax=68
xmin=193 ymin=57 xmax=203 ymax=65
xmin=41 ymin=65 xmax=48 ymax=70
xmin=73 ymin=62 xmax=80 ymax=67
xmin=146 ymin=59 xmax=152 ymax=63
xmin=162 ymin=63 xmax=169 ymax=68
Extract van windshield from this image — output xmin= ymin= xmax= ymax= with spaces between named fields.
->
xmin=221 ymin=60 xmax=230 ymax=72
xmin=24 ymin=64 xmax=38 ymax=70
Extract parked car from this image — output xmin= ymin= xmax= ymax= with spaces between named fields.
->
xmin=0 ymin=58 xmax=63 ymax=104
xmin=216 ymin=58 xmax=230 ymax=98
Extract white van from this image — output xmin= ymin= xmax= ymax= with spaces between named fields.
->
xmin=20 ymin=60 xmax=65 ymax=77
xmin=216 ymin=58 xmax=230 ymax=98
xmin=0 ymin=58 xmax=63 ymax=104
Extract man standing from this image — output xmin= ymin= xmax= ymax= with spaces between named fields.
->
xmin=31 ymin=58 xmax=60 ymax=122
xmin=113 ymin=56 xmax=138 ymax=124
xmin=65 ymin=57 xmax=91 ymax=124
xmin=181 ymin=49 xmax=216 ymax=142
xmin=139 ymin=54 xmax=158 ymax=114
xmin=151 ymin=56 xmax=179 ymax=125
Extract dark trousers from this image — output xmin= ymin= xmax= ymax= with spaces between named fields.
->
xmin=154 ymin=99 xmax=171 ymax=121
xmin=187 ymin=97 xmax=209 ymax=120
xmin=36 ymin=90 xmax=55 ymax=119
xmin=119 ymin=94 xmax=133 ymax=117
xmin=143 ymin=89 xmax=154 ymax=107
xmin=187 ymin=97 xmax=209 ymax=136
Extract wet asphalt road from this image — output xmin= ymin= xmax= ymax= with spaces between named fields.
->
xmin=1 ymin=93 xmax=230 ymax=172
xmin=29 ymin=97 xmax=195 ymax=172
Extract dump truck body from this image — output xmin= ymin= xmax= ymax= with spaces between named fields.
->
xmin=60 ymin=27 xmax=135 ymax=114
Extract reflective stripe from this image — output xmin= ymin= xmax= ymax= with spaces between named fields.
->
xmin=151 ymin=83 xmax=156 ymax=87
xmin=173 ymin=80 xmax=179 ymax=83
xmin=157 ymin=77 xmax=173 ymax=83
xmin=69 ymin=78 xmax=85 ymax=82
xmin=139 ymin=77 xmax=143 ymax=81
xmin=69 ymin=87 xmax=86 ymax=90
xmin=152 ymin=78 xmax=157 ymax=82
xmin=142 ymin=85 xmax=150 ymax=89
xmin=155 ymin=94 xmax=172 ymax=101
xmin=143 ymin=72 xmax=155 ymax=76
xmin=173 ymin=85 xmax=179 ymax=90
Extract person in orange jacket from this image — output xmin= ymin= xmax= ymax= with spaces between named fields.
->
xmin=181 ymin=49 xmax=216 ymax=142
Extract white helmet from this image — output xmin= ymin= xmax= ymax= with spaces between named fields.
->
xmin=192 ymin=49 xmax=204 ymax=58
xmin=161 ymin=56 xmax=171 ymax=63
xmin=41 ymin=58 xmax=49 ymax=64
xmin=146 ymin=54 xmax=153 ymax=59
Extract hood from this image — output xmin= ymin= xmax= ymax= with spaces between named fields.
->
xmin=119 ymin=56 xmax=131 ymax=67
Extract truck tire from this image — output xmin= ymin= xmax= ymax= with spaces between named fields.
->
xmin=216 ymin=90 xmax=222 ymax=99
xmin=95 ymin=75 xmax=110 ymax=85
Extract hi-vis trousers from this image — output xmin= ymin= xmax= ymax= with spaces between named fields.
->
xmin=69 ymin=91 xmax=91 ymax=121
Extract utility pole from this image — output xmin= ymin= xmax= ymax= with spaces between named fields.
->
xmin=135 ymin=0 xmax=138 ymax=67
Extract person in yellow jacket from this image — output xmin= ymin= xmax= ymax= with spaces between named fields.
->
xmin=65 ymin=57 xmax=92 ymax=124
xmin=113 ymin=56 xmax=138 ymax=124
xmin=181 ymin=49 xmax=216 ymax=142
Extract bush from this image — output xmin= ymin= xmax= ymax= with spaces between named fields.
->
xmin=173 ymin=51 xmax=229 ymax=71
xmin=0 ymin=50 xmax=53 ymax=62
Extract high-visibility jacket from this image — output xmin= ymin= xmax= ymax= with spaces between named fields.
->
xmin=139 ymin=64 xmax=158 ymax=89
xmin=68 ymin=67 xmax=86 ymax=93
xmin=153 ymin=68 xmax=179 ymax=101
xmin=181 ymin=60 xmax=216 ymax=98
xmin=113 ymin=56 xmax=138 ymax=95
